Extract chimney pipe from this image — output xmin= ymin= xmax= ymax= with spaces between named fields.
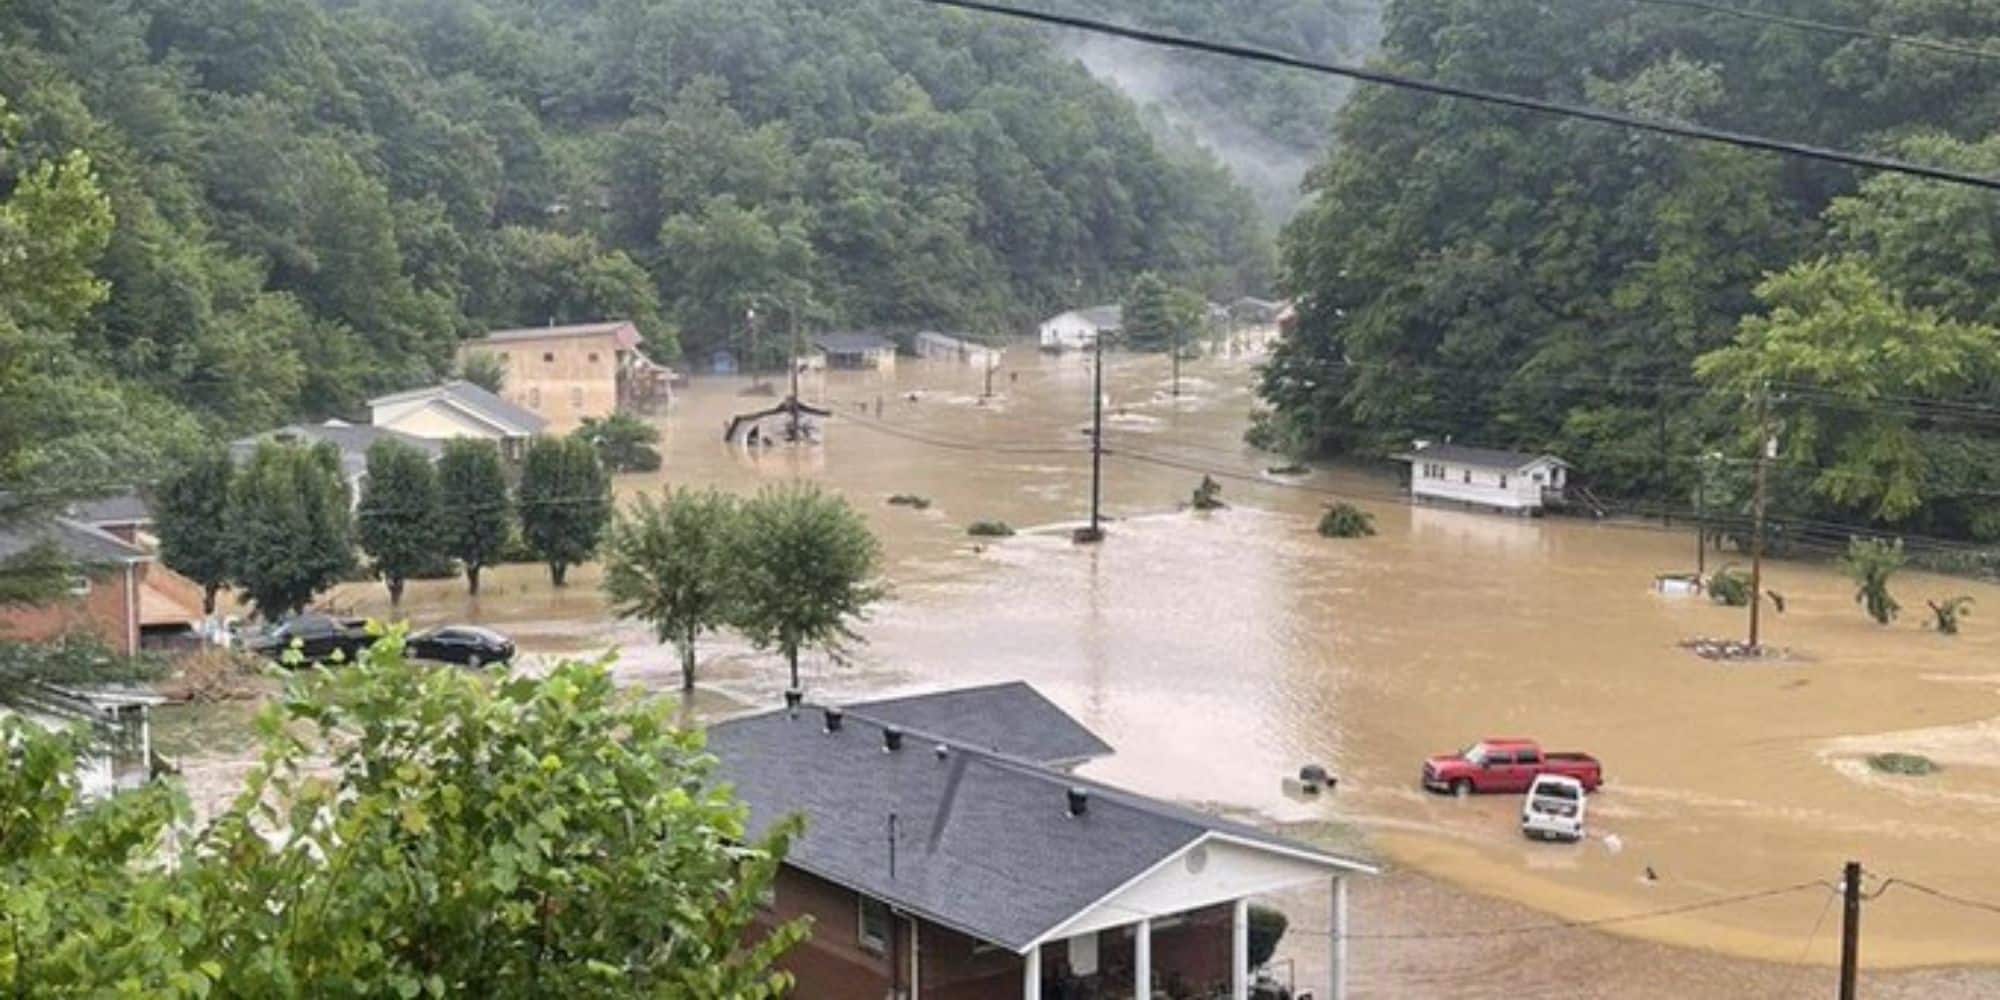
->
xmin=934 ymin=744 xmax=950 ymax=760
xmin=883 ymin=726 xmax=904 ymax=752
xmin=783 ymin=688 xmax=803 ymax=711
xmin=1066 ymin=786 xmax=1089 ymax=817
xmin=823 ymin=706 xmax=844 ymax=733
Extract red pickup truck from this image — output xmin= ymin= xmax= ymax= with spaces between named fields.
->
xmin=1422 ymin=738 xmax=1603 ymax=796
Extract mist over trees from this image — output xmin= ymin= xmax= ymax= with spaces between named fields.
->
xmin=1265 ymin=0 xmax=2000 ymax=545
xmin=0 ymin=0 xmax=1270 ymax=487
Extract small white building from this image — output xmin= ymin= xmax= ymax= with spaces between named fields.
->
xmin=2 ymin=683 xmax=165 ymax=802
xmin=913 ymin=331 xmax=1002 ymax=368
xmin=1395 ymin=441 xmax=1570 ymax=516
xmin=1038 ymin=305 xmax=1121 ymax=352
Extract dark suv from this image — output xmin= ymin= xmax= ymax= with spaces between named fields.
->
xmin=250 ymin=614 xmax=375 ymax=665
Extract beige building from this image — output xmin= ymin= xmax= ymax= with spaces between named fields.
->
xmin=367 ymin=381 xmax=548 ymax=460
xmin=458 ymin=321 xmax=671 ymax=431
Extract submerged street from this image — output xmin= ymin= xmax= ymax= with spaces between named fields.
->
xmin=176 ymin=345 xmax=2000 ymax=992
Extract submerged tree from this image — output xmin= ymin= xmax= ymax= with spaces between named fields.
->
xmin=1841 ymin=537 xmax=1906 ymax=625
xmin=603 ymin=489 xmax=742 ymax=693
xmin=1190 ymin=475 xmax=1226 ymax=511
xmin=1318 ymin=502 xmax=1376 ymax=538
xmin=356 ymin=439 xmax=441 ymax=608
xmin=732 ymin=484 xmax=884 ymax=692
xmin=1928 ymin=596 xmax=1973 ymax=636
xmin=435 ymin=439 xmax=511 ymax=596
xmin=577 ymin=413 xmax=663 ymax=473
xmin=518 ymin=436 xmax=612 ymax=587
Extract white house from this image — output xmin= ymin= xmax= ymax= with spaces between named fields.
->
xmin=1395 ymin=441 xmax=1570 ymax=515
xmin=367 ymin=380 xmax=548 ymax=460
xmin=913 ymin=331 xmax=1002 ymax=368
xmin=1038 ymin=305 xmax=1121 ymax=352
xmin=231 ymin=420 xmax=444 ymax=506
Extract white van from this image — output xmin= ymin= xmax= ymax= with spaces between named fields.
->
xmin=1521 ymin=773 xmax=1587 ymax=841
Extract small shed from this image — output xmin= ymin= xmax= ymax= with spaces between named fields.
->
xmin=1039 ymin=305 xmax=1121 ymax=352
xmin=814 ymin=332 xmax=897 ymax=371
xmin=1393 ymin=441 xmax=1571 ymax=516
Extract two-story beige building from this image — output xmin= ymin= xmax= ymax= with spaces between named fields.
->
xmin=457 ymin=321 xmax=672 ymax=431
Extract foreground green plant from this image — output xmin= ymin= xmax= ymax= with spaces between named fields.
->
xmin=0 ymin=640 xmax=803 ymax=997
xmin=1928 ymin=596 xmax=1973 ymax=635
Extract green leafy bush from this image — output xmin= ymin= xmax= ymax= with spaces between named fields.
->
xmin=968 ymin=520 xmax=1015 ymax=538
xmin=1867 ymin=752 xmax=1939 ymax=776
xmin=1318 ymin=503 xmax=1376 ymax=538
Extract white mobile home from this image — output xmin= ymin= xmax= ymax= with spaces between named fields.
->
xmin=1038 ymin=305 xmax=1121 ymax=352
xmin=1395 ymin=442 xmax=1570 ymax=515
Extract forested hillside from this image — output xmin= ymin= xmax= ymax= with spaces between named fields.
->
xmin=1264 ymin=0 xmax=2000 ymax=547
xmin=0 ymin=0 xmax=1268 ymax=487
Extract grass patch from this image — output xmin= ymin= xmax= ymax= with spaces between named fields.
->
xmin=967 ymin=520 xmax=1015 ymax=538
xmin=1867 ymin=752 xmax=1939 ymax=776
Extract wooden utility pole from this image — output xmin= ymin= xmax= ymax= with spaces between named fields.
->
xmin=787 ymin=308 xmax=802 ymax=441
xmin=983 ymin=355 xmax=996 ymax=400
xmin=1695 ymin=470 xmax=1707 ymax=579
xmin=1839 ymin=860 xmax=1862 ymax=1000
xmin=1076 ymin=331 xmax=1106 ymax=544
xmin=1171 ymin=321 xmax=1182 ymax=399
xmin=1749 ymin=386 xmax=1770 ymax=648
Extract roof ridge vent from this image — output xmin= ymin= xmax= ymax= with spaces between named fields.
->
xmin=823 ymin=706 xmax=844 ymax=733
xmin=883 ymin=726 xmax=904 ymax=752
xmin=1066 ymin=786 xmax=1089 ymax=817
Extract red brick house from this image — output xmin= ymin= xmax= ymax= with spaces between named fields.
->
xmin=709 ymin=683 xmax=1375 ymax=1000
xmin=0 ymin=516 xmax=152 ymax=655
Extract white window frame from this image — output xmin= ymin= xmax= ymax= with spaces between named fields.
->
xmin=858 ymin=895 xmax=890 ymax=954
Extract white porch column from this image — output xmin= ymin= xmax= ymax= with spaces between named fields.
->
xmin=1231 ymin=898 xmax=1250 ymax=1000
xmin=1023 ymin=944 xmax=1041 ymax=1000
xmin=1133 ymin=918 xmax=1152 ymax=1000
xmin=1330 ymin=875 xmax=1350 ymax=1000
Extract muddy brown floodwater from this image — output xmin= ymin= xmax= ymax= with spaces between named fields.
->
xmin=230 ymin=342 xmax=2000 ymax=994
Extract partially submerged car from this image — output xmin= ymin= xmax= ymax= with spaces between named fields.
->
xmin=1521 ymin=773 xmax=1588 ymax=842
xmin=250 ymin=614 xmax=375 ymax=665
xmin=1422 ymin=738 xmax=1603 ymax=795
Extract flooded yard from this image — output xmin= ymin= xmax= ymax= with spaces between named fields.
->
xmin=226 ymin=344 xmax=2000 ymax=989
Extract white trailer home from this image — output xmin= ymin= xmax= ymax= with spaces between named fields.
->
xmin=1395 ymin=441 xmax=1570 ymax=516
xmin=1038 ymin=305 xmax=1121 ymax=352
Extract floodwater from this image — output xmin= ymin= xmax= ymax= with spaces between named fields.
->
xmin=240 ymin=342 xmax=2000 ymax=985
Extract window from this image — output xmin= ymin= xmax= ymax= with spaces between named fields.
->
xmin=1487 ymin=752 xmax=1515 ymax=766
xmin=857 ymin=896 xmax=890 ymax=954
xmin=1516 ymin=749 xmax=1542 ymax=765
xmin=1068 ymin=932 xmax=1100 ymax=976
xmin=1462 ymin=469 xmax=1472 ymax=484
xmin=542 ymin=352 xmax=555 ymax=363
xmin=1499 ymin=474 xmax=1509 ymax=489
xmin=587 ymin=352 xmax=600 ymax=364
xmin=571 ymin=387 xmax=583 ymax=408
xmin=529 ymin=387 xmax=542 ymax=408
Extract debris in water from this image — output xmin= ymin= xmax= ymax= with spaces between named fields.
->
xmin=1867 ymin=752 xmax=1940 ymax=776
xmin=887 ymin=494 xmax=932 ymax=510
xmin=1643 ymin=865 xmax=1659 ymax=883
xmin=1602 ymin=833 xmax=1624 ymax=855
xmin=1678 ymin=637 xmax=1781 ymax=662
xmin=967 ymin=520 xmax=1015 ymax=538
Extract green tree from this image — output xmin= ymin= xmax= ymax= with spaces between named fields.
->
xmin=1842 ymin=537 xmax=1906 ymax=626
xmin=356 ymin=439 xmax=441 ymax=609
xmin=153 ymin=448 xmax=235 ymax=615
xmin=1695 ymin=259 xmax=2000 ymax=526
xmin=517 ymin=436 xmax=611 ymax=587
xmin=576 ymin=413 xmax=663 ymax=473
xmin=458 ymin=350 xmax=507 ymax=395
xmin=0 ymin=641 xmax=804 ymax=996
xmin=732 ymin=484 xmax=884 ymax=692
xmin=1123 ymin=271 xmax=1203 ymax=354
xmin=435 ymin=438 xmax=511 ymax=597
xmin=603 ymin=489 xmax=742 ymax=693
xmin=226 ymin=440 xmax=353 ymax=620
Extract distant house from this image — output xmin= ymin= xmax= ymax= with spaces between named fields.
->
xmin=367 ymin=381 xmax=548 ymax=460
xmin=1229 ymin=297 xmax=1287 ymax=326
xmin=63 ymin=494 xmax=207 ymax=640
xmin=231 ymin=420 xmax=445 ymax=502
xmin=67 ymin=493 xmax=153 ymax=546
xmin=1394 ymin=441 xmax=1571 ymax=516
xmin=913 ymin=331 xmax=1002 ymax=368
xmin=0 ymin=517 xmax=154 ymax=655
xmin=1039 ymin=305 xmax=1121 ymax=352
xmin=710 ymin=682 xmax=1374 ymax=1000
xmin=814 ymin=332 xmax=898 ymax=371
xmin=457 ymin=321 xmax=673 ymax=430
xmin=0 ymin=682 xmax=164 ymax=802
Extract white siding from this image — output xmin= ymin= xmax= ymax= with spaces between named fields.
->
xmin=1039 ymin=314 xmax=1101 ymax=350
xmin=1408 ymin=458 xmax=1564 ymax=512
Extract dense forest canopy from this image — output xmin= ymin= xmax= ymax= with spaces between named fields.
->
xmin=1264 ymin=0 xmax=2000 ymax=547
xmin=0 ymin=0 xmax=1270 ymax=484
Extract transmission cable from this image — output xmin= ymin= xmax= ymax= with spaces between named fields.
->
xmin=1613 ymin=0 xmax=2000 ymax=64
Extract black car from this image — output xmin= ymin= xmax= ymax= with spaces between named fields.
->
xmin=408 ymin=626 xmax=515 ymax=668
xmin=251 ymin=614 xmax=376 ymax=665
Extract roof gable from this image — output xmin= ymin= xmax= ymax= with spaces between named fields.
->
xmin=1396 ymin=442 xmax=1568 ymax=472
xmin=368 ymin=381 xmax=548 ymax=436
xmin=472 ymin=321 xmax=641 ymax=349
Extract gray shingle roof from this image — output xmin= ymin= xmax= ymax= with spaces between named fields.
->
xmin=847 ymin=681 xmax=1110 ymax=766
xmin=0 ymin=517 xmax=147 ymax=567
xmin=231 ymin=422 xmax=445 ymax=480
xmin=68 ymin=492 xmax=151 ymax=526
xmin=471 ymin=321 xmax=639 ymax=346
xmin=1075 ymin=305 xmax=1122 ymax=329
xmin=1396 ymin=442 xmax=1567 ymax=472
xmin=707 ymin=687 xmax=1368 ymax=952
xmin=367 ymin=381 xmax=548 ymax=436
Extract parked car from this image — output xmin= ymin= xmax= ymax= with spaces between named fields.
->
xmin=408 ymin=626 xmax=514 ymax=668
xmin=1422 ymin=738 xmax=1603 ymax=795
xmin=1520 ymin=774 xmax=1588 ymax=841
xmin=251 ymin=614 xmax=375 ymax=665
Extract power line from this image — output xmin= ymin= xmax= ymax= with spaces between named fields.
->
xmin=914 ymin=0 xmax=2000 ymax=191
xmin=1613 ymin=0 xmax=2000 ymax=64
xmin=1286 ymin=879 xmax=1828 ymax=941
xmin=1876 ymin=879 xmax=2000 ymax=918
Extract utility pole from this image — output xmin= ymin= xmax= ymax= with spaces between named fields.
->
xmin=787 ymin=305 xmax=802 ymax=441
xmin=1749 ymin=385 xmax=1770 ymax=648
xmin=1076 ymin=331 xmax=1106 ymax=544
xmin=1839 ymin=860 xmax=1862 ymax=1000
xmin=1695 ymin=461 xmax=1707 ymax=579
xmin=1171 ymin=321 xmax=1181 ymax=399
xmin=983 ymin=355 xmax=996 ymax=400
